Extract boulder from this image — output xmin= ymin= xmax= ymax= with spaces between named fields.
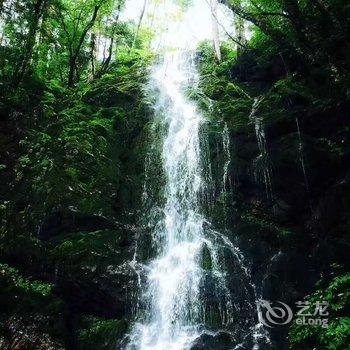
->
xmin=190 ymin=331 xmax=233 ymax=350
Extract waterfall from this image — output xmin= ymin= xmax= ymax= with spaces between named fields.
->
xmin=222 ymin=122 xmax=232 ymax=196
xmin=220 ymin=122 xmax=232 ymax=226
xmin=123 ymin=2 xmax=271 ymax=349
xmin=295 ymin=116 xmax=312 ymax=209
xmin=124 ymin=50 xmax=271 ymax=350
xmin=249 ymin=97 xmax=274 ymax=202
xmin=126 ymin=49 xmax=212 ymax=349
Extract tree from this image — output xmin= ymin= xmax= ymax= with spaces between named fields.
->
xmin=95 ymin=4 xmax=122 ymax=78
xmin=57 ymin=0 xmax=106 ymax=87
xmin=10 ymin=0 xmax=48 ymax=86
xmin=132 ymin=0 xmax=147 ymax=48
xmin=210 ymin=0 xmax=222 ymax=62
xmin=220 ymin=0 xmax=350 ymax=79
xmin=233 ymin=1 xmax=245 ymax=56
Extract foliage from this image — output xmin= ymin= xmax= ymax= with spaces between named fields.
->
xmin=240 ymin=211 xmax=293 ymax=239
xmin=0 ymin=263 xmax=53 ymax=297
xmin=0 ymin=1 xmax=155 ymax=347
xmin=51 ymin=229 xmax=129 ymax=276
xmin=196 ymin=10 xmax=349 ymax=350
xmin=78 ymin=317 xmax=128 ymax=350
xmin=226 ymin=0 xmax=350 ymax=87
xmin=0 ymin=263 xmax=59 ymax=315
xmin=289 ymin=274 xmax=350 ymax=350
xmin=0 ymin=0 xmax=151 ymax=87
xmin=0 ymin=0 xmax=349 ymax=348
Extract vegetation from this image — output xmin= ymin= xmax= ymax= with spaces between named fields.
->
xmin=195 ymin=1 xmax=350 ymax=348
xmin=289 ymin=273 xmax=350 ymax=349
xmin=0 ymin=0 xmax=349 ymax=349
xmin=0 ymin=1 xmax=154 ymax=348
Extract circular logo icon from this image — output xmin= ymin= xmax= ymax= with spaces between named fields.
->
xmin=258 ymin=300 xmax=294 ymax=328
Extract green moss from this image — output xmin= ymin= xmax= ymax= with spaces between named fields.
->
xmin=0 ymin=263 xmax=64 ymax=317
xmin=0 ymin=263 xmax=53 ymax=297
xmin=0 ymin=44 xmax=154 ymax=348
xmin=200 ymin=244 xmax=213 ymax=271
xmin=78 ymin=318 xmax=128 ymax=350
xmin=240 ymin=212 xmax=293 ymax=240
xmin=51 ymin=229 xmax=130 ymax=276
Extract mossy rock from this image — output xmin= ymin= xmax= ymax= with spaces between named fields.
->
xmin=200 ymin=243 xmax=213 ymax=271
xmin=78 ymin=317 xmax=128 ymax=350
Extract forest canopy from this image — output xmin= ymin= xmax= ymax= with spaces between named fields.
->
xmin=0 ymin=0 xmax=148 ymax=87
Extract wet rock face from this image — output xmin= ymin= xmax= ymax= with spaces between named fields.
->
xmin=58 ymin=263 xmax=145 ymax=320
xmin=36 ymin=209 xmax=138 ymax=322
xmin=32 ymin=222 xmax=140 ymax=348
xmin=190 ymin=331 xmax=236 ymax=350
xmin=311 ymin=179 xmax=350 ymax=237
xmin=195 ymin=50 xmax=350 ymax=348
xmin=190 ymin=330 xmax=274 ymax=350
xmin=58 ymin=277 xmax=126 ymax=319
xmin=51 ymin=227 xmax=140 ymax=318
xmin=39 ymin=209 xmax=119 ymax=241
xmin=5 ymin=223 xmax=138 ymax=349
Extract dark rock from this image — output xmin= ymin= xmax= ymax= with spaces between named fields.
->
xmin=310 ymin=179 xmax=350 ymax=239
xmin=39 ymin=209 xmax=119 ymax=241
xmin=52 ymin=235 xmax=140 ymax=319
xmin=270 ymin=199 xmax=291 ymax=222
xmin=262 ymin=251 xmax=315 ymax=302
xmin=190 ymin=331 xmax=233 ymax=350
xmin=58 ymin=278 xmax=126 ymax=319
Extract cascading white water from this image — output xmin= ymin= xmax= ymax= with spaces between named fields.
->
xmin=126 ymin=50 xmax=270 ymax=350
xmin=222 ymin=122 xmax=232 ymax=196
xmin=125 ymin=2 xmax=271 ymax=349
xmin=249 ymin=97 xmax=274 ymax=201
xmin=216 ymin=122 xmax=232 ymax=227
xmin=126 ymin=50 xmax=208 ymax=350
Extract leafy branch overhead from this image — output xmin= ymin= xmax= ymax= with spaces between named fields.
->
xmin=1 ymin=0 xmax=130 ymax=87
xmin=220 ymin=0 xmax=349 ymax=79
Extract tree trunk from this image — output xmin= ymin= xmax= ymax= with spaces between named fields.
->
xmin=95 ymin=7 xmax=120 ymax=79
xmin=68 ymin=4 xmax=102 ymax=87
xmin=89 ymin=32 xmax=97 ymax=80
xmin=67 ymin=57 xmax=76 ymax=88
xmin=132 ymin=0 xmax=147 ymax=48
xmin=13 ymin=0 xmax=46 ymax=86
xmin=96 ymin=36 xmax=114 ymax=78
xmin=210 ymin=0 xmax=221 ymax=62
xmin=234 ymin=6 xmax=245 ymax=56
